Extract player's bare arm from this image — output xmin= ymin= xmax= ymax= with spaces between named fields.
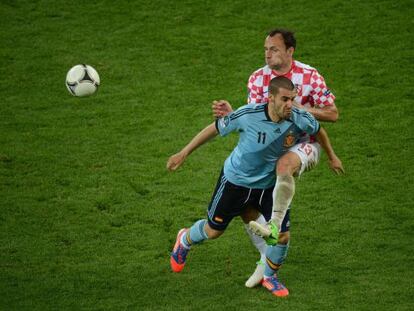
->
xmin=315 ymin=127 xmax=344 ymax=175
xmin=167 ymin=123 xmax=218 ymax=171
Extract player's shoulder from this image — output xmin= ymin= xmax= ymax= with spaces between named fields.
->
xmin=249 ymin=65 xmax=272 ymax=79
xmin=289 ymin=107 xmax=319 ymax=133
xmin=293 ymin=60 xmax=318 ymax=74
xmin=231 ymin=103 xmax=266 ymax=119
xmin=290 ymin=107 xmax=316 ymax=122
xmin=235 ymin=103 xmax=266 ymax=113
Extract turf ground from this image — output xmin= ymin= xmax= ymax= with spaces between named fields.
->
xmin=1 ymin=0 xmax=413 ymax=310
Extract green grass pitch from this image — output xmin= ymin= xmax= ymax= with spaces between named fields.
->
xmin=1 ymin=0 xmax=413 ymax=310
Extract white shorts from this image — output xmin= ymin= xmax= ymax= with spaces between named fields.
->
xmin=288 ymin=142 xmax=321 ymax=176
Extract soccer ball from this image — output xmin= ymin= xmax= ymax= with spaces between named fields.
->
xmin=66 ymin=64 xmax=100 ymax=97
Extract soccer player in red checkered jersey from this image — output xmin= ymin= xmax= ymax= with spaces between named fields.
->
xmin=213 ymin=29 xmax=339 ymax=291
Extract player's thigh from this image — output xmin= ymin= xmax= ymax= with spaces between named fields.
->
xmin=207 ymin=175 xmax=249 ymax=231
xmin=276 ymin=152 xmax=302 ymax=176
xmin=283 ymin=142 xmax=321 ymax=176
xmin=240 ymin=206 xmax=261 ymax=224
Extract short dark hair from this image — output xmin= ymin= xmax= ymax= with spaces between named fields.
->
xmin=269 ymin=76 xmax=295 ymax=95
xmin=268 ymin=28 xmax=296 ymax=49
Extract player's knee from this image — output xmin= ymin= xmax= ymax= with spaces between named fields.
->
xmin=277 ymin=152 xmax=301 ymax=176
xmin=278 ymin=231 xmax=290 ymax=245
xmin=207 ymin=230 xmax=223 ymax=239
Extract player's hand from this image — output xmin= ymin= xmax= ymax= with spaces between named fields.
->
xmin=167 ymin=152 xmax=186 ymax=171
xmin=307 ymin=159 xmax=317 ymax=171
xmin=212 ymin=100 xmax=233 ymax=118
xmin=329 ymin=154 xmax=345 ymax=175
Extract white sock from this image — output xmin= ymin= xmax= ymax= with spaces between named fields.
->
xmin=272 ymin=175 xmax=295 ymax=228
xmin=244 ymin=214 xmax=267 ymax=263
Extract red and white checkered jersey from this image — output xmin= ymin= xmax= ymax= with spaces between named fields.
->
xmin=247 ymin=60 xmax=335 ymax=107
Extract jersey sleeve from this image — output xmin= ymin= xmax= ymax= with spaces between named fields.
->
xmin=309 ymin=70 xmax=336 ymax=108
xmin=215 ymin=109 xmax=243 ymax=137
xmin=290 ymin=107 xmax=320 ymax=135
xmin=247 ymin=72 xmax=265 ymax=104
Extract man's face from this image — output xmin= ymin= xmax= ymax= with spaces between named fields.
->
xmin=264 ymin=34 xmax=293 ymax=70
xmin=269 ymin=87 xmax=297 ymax=120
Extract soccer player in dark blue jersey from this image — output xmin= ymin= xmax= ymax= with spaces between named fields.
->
xmin=167 ymin=76 xmax=343 ymax=297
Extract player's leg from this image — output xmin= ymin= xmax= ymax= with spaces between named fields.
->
xmin=170 ymin=222 xmax=206 ymax=273
xmin=272 ymin=142 xmax=320 ymax=228
xmin=244 ymin=186 xmax=291 ymax=288
xmin=248 ymin=202 xmax=291 ymax=297
xmin=261 ymin=212 xmax=290 ymax=297
xmin=250 ymin=142 xmax=320 ymax=235
xmin=170 ymin=220 xmax=224 ymax=273
xmin=241 ymin=208 xmax=267 ymax=266
xmin=285 ymin=142 xmax=321 ymax=176
xmin=170 ymin=170 xmax=247 ymax=273
xmin=250 ymin=143 xmax=320 ymax=296
xmin=257 ymin=151 xmax=301 ymax=296
xmin=241 ymin=207 xmax=268 ymax=288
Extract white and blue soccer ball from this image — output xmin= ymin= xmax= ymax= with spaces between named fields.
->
xmin=66 ymin=64 xmax=100 ymax=97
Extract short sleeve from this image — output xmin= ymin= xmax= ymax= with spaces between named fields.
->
xmin=215 ymin=113 xmax=241 ymax=137
xmin=290 ymin=107 xmax=320 ymax=135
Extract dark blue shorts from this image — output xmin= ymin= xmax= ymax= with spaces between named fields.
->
xmin=207 ymin=170 xmax=290 ymax=232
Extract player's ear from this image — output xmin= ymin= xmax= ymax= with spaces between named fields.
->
xmin=287 ymin=47 xmax=294 ymax=57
